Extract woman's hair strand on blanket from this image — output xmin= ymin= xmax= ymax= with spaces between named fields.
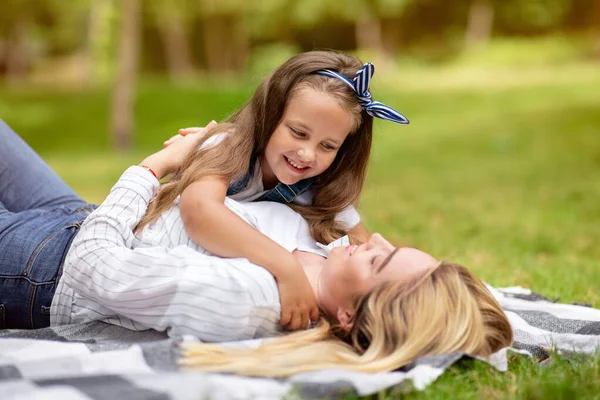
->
xmin=180 ymin=261 xmax=514 ymax=376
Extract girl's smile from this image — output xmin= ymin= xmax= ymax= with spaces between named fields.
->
xmin=261 ymin=87 xmax=353 ymax=188
xmin=283 ymin=155 xmax=310 ymax=172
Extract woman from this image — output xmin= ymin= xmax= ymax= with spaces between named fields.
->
xmin=182 ymin=261 xmax=513 ymax=376
xmin=0 ymin=120 xmax=513 ymax=374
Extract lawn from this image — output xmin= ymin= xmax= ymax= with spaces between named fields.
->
xmin=1 ymin=61 xmax=599 ymax=399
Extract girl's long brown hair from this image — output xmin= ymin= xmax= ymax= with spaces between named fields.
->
xmin=136 ymin=51 xmax=373 ymax=243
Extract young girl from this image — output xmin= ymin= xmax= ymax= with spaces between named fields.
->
xmin=136 ymin=51 xmax=409 ymax=331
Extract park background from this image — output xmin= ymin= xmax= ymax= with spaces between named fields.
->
xmin=1 ymin=0 xmax=599 ymax=398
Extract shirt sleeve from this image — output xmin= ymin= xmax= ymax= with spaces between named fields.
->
xmin=294 ymin=190 xmax=361 ymax=230
xmin=334 ymin=204 xmax=361 ymax=230
xmin=61 ymin=166 xmax=263 ymax=342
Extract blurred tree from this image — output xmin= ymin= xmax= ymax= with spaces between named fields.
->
xmin=146 ymin=0 xmax=195 ymax=81
xmin=244 ymin=0 xmax=294 ymax=43
xmin=464 ymin=0 xmax=495 ymax=49
xmin=564 ymin=0 xmax=597 ymax=32
xmin=1 ymin=0 xmax=113 ymax=85
xmin=197 ymin=0 xmax=251 ymax=72
xmin=292 ymin=0 xmax=413 ymax=66
xmin=1 ymin=0 xmax=597 ymax=81
xmin=5 ymin=18 xmax=31 ymax=82
xmin=2 ymin=0 xmax=36 ymax=82
xmin=111 ymin=0 xmax=140 ymax=150
xmin=592 ymin=0 xmax=600 ymax=58
xmin=497 ymin=0 xmax=571 ymax=34
xmin=83 ymin=0 xmax=116 ymax=86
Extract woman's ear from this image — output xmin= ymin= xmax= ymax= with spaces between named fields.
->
xmin=336 ymin=307 xmax=355 ymax=331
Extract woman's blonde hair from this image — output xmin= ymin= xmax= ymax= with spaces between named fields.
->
xmin=135 ymin=51 xmax=373 ymax=243
xmin=180 ymin=262 xmax=513 ymax=376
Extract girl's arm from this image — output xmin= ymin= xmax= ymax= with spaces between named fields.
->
xmin=180 ymin=179 xmax=319 ymax=331
xmin=348 ymin=221 xmax=370 ymax=245
xmin=335 ymin=204 xmax=369 ymax=245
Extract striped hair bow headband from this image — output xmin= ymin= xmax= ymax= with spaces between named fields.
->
xmin=313 ymin=62 xmax=409 ymax=124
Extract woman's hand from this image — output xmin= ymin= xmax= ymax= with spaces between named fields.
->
xmin=277 ymin=260 xmax=320 ymax=331
xmin=140 ymin=121 xmax=218 ymax=179
xmin=163 ymin=122 xmax=217 ymax=147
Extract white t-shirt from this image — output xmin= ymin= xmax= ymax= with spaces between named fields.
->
xmin=204 ymin=133 xmax=361 ymax=230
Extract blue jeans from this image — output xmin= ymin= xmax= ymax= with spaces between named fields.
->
xmin=0 ymin=119 xmax=94 ymax=329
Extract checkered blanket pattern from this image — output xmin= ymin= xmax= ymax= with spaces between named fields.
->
xmin=1 ymin=286 xmax=599 ymax=399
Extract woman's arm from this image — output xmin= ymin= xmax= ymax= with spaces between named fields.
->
xmin=61 ymin=166 xmax=264 ymax=341
xmin=179 ymin=179 xmax=319 ymax=331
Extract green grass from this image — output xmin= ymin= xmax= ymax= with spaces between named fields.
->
xmin=1 ymin=60 xmax=599 ymax=399
xmin=348 ymin=352 xmax=600 ymax=400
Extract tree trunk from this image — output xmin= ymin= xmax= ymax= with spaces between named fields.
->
xmin=111 ymin=0 xmax=140 ymax=151
xmin=202 ymin=15 xmax=236 ymax=73
xmin=82 ymin=0 xmax=105 ymax=86
xmin=381 ymin=18 xmax=402 ymax=67
xmin=355 ymin=16 xmax=392 ymax=71
xmin=464 ymin=0 xmax=494 ymax=49
xmin=158 ymin=12 xmax=195 ymax=82
xmin=202 ymin=15 xmax=246 ymax=73
xmin=593 ymin=1 xmax=600 ymax=58
xmin=355 ymin=16 xmax=383 ymax=53
xmin=233 ymin=19 xmax=250 ymax=71
xmin=6 ymin=17 xmax=30 ymax=83
xmin=202 ymin=17 xmax=221 ymax=72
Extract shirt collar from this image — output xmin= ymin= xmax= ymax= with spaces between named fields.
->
xmin=315 ymin=235 xmax=351 ymax=256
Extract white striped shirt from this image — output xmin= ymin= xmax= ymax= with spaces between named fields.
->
xmin=51 ymin=166 xmax=348 ymax=342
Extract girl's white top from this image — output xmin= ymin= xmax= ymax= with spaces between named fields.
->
xmin=51 ymin=166 xmax=349 ymax=342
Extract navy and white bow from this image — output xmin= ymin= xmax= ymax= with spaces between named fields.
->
xmin=314 ymin=62 xmax=409 ymax=124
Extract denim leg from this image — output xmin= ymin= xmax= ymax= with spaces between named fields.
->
xmin=0 ymin=119 xmax=87 ymax=212
xmin=0 ymin=207 xmax=79 ymax=329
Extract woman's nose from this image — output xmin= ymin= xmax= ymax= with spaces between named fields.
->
xmin=365 ymin=233 xmax=379 ymax=249
xmin=369 ymin=233 xmax=384 ymax=245
xmin=367 ymin=233 xmax=391 ymax=250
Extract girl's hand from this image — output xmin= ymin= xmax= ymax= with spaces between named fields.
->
xmin=277 ymin=261 xmax=320 ymax=331
xmin=163 ymin=121 xmax=217 ymax=147
xmin=141 ymin=121 xmax=218 ymax=179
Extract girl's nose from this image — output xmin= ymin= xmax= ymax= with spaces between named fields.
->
xmin=297 ymin=147 xmax=315 ymax=163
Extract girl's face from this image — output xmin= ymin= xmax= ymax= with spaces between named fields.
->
xmin=261 ymin=88 xmax=353 ymax=188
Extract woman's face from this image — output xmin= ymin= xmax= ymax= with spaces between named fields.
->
xmin=319 ymin=234 xmax=437 ymax=319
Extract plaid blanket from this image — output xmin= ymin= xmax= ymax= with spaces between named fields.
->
xmin=1 ymin=286 xmax=599 ymax=400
